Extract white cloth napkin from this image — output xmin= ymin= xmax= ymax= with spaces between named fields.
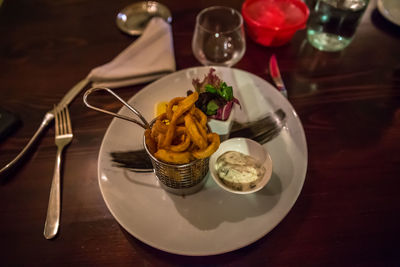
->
xmin=88 ymin=17 xmax=176 ymax=88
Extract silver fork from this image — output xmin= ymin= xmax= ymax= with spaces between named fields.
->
xmin=44 ymin=105 xmax=73 ymax=239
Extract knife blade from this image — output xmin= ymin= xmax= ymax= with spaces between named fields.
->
xmin=57 ymin=77 xmax=90 ymax=108
xmin=0 ymin=77 xmax=90 ymax=177
xmin=269 ymin=54 xmax=288 ymax=98
xmin=230 ymin=108 xmax=286 ymax=143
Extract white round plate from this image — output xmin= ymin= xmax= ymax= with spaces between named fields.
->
xmin=377 ymin=0 xmax=400 ymax=26
xmin=98 ymin=66 xmax=308 ymax=256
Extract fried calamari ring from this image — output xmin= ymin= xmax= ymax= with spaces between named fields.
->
xmin=192 ymin=133 xmax=220 ymax=159
xmin=144 ymin=129 xmax=157 ymax=155
xmin=167 ymin=97 xmax=186 ymax=125
xmin=194 ymin=117 xmax=207 ymax=141
xmin=166 ymin=97 xmax=184 ymax=121
xmin=187 ymin=140 xmax=197 ymax=153
xmin=156 ymin=133 xmax=165 ymax=150
xmin=169 ymin=132 xmax=191 ymax=152
xmin=151 ymin=113 xmax=170 ymax=140
xmin=175 ymin=126 xmax=186 ymax=135
xmin=161 ymin=122 xmax=176 ymax=148
xmin=153 ymin=119 xmax=185 ymax=136
xmin=161 ymin=91 xmax=198 ymax=148
xmin=170 ymin=92 xmax=199 ymax=124
xmin=154 ymin=122 xmax=186 ymax=149
xmin=157 ymin=112 xmax=168 ymax=121
xmin=161 ymin=93 xmax=196 ymax=148
xmin=154 ymin=149 xmax=192 ymax=164
xmin=151 ymin=125 xmax=159 ymax=139
xmin=153 ymin=116 xmax=168 ymax=134
xmin=184 ymin=113 xmax=207 ymax=150
xmin=159 ymin=119 xmax=188 ymax=148
xmin=193 ymin=107 xmax=207 ymax=127
xmin=145 ymin=92 xmax=220 ymax=164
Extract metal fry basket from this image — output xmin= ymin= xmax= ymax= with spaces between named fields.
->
xmin=83 ymin=87 xmax=209 ymax=196
xmin=143 ymin=119 xmax=209 ymax=195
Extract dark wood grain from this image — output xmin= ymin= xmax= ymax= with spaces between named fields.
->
xmin=1 ymin=0 xmax=399 ymax=265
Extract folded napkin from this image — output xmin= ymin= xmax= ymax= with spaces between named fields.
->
xmin=88 ymin=17 xmax=176 ymax=88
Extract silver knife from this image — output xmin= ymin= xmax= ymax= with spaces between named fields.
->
xmin=0 ymin=77 xmax=90 ymax=176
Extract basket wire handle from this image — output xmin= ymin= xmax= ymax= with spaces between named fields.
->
xmin=83 ymin=87 xmax=150 ymax=129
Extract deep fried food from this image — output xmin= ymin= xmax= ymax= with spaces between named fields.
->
xmin=192 ymin=133 xmax=220 ymax=159
xmin=156 ymin=132 xmax=165 ymax=150
xmin=154 ymin=149 xmax=192 ymax=164
xmin=152 ymin=120 xmax=167 ymax=140
xmin=193 ymin=107 xmax=207 ymax=127
xmin=166 ymin=97 xmax=184 ymax=121
xmin=169 ymin=131 xmax=191 ymax=152
xmin=161 ymin=93 xmax=199 ymax=148
xmin=144 ymin=129 xmax=157 ymax=155
xmin=152 ymin=114 xmax=186 ymax=149
xmin=145 ymin=92 xmax=219 ymax=164
xmin=194 ymin=117 xmax=207 ymax=141
xmin=153 ymin=114 xmax=168 ymax=133
xmin=184 ymin=114 xmax=207 ymax=150
xmin=170 ymin=92 xmax=199 ymax=124
xmin=161 ymin=122 xmax=176 ymax=148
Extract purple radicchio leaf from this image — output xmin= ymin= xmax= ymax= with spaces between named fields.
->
xmin=192 ymin=68 xmax=221 ymax=93
xmin=211 ymin=100 xmax=233 ymax=121
xmin=210 ymin=97 xmax=241 ymax=121
xmin=232 ymin=97 xmax=241 ymax=108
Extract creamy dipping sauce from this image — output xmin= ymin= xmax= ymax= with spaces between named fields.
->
xmin=215 ymin=151 xmax=266 ymax=191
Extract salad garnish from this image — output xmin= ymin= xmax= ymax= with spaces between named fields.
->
xmin=190 ymin=68 xmax=240 ymax=121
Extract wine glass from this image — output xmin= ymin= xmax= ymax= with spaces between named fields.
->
xmin=192 ymin=6 xmax=246 ymax=67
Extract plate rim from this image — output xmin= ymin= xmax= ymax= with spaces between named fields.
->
xmin=97 ymin=66 xmax=308 ymax=256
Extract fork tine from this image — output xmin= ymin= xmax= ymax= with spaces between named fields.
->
xmin=61 ymin=107 xmax=67 ymax=135
xmin=54 ymin=105 xmax=60 ymax=136
xmin=64 ymin=106 xmax=72 ymax=134
xmin=59 ymin=106 xmax=68 ymax=135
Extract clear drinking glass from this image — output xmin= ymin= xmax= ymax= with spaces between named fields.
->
xmin=192 ymin=6 xmax=246 ymax=67
xmin=307 ymin=0 xmax=369 ymax=52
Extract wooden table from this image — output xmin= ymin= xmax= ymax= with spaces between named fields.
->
xmin=1 ymin=0 xmax=399 ymax=265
